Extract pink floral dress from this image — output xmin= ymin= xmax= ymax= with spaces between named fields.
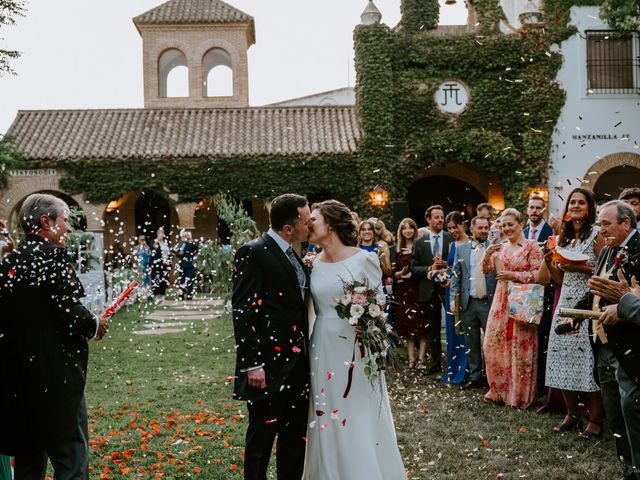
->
xmin=483 ymin=240 xmax=543 ymax=409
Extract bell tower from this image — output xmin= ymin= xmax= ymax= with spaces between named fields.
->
xmin=134 ymin=0 xmax=255 ymax=108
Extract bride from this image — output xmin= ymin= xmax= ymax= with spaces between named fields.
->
xmin=303 ymin=200 xmax=406 ymax=479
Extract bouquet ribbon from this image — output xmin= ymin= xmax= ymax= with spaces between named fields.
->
xmin=101 ymin=281 xmax=138 ymax=319
xmin=343 ymin=334 xmax=365 ymax=398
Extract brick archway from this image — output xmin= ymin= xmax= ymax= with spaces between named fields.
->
xmin=413 ymin=162 xmax=505 ymax=210
xmin=581 ymin=152 xmax=640 ymax=190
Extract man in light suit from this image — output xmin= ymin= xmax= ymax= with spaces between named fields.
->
xmin=450 ymin=216 xmax=497 ymax=389
xmin=232 ymin=193 xmax=311 ymax=480
xmin=0 ymin=194 xmax=110 ymax=480
xmin=411 ymin=205 xmax=453 ymax=374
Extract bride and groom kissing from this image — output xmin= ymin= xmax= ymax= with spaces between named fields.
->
xmin=232 ymin=194 xmax=407 ymax=480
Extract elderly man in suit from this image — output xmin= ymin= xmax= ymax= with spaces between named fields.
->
xmin=570 ymin=200 xmax=640 ymax=480
xmin=232 ymin=193 xmax=311 ymax=480
xmin=411 ymin=205 xmax=454 ymax=374
xmin=450 ymin=215 xmax=497 ymax=389
xmin=0 ymin=193 xmax=109 ymax=480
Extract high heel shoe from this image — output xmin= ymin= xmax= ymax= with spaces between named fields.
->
xmin=576 ymin=420 xmax=603 ymax=440
xmin=553 ymin=414 xmax=582 ymax=433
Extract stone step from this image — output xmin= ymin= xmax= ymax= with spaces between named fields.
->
xmin=145 ymin=311 xmax=222 ymax=321
xmin=134 ymin=327 xmax=187 ymax=335
xmin=144 ymin=321 xmax=193 ymax=329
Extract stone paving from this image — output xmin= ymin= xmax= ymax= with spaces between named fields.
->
xmin=134 ymin=296 xmax=227 ymax=336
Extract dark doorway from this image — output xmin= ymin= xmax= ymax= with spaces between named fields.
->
xmin=593 ymin=165 xmax=640 ymax=203
xmin=217 ymin=199 xmax=253 ymax=244
xmin=135 ymin=191 xmax=172 ymax=244
xmin=407 ymin=176 xmax=485 ymax=227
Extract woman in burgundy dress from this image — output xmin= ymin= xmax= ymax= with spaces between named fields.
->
xmin=392 ymin=218 xmax=427 ymax=369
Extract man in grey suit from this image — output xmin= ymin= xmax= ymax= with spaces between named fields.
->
xmin=450 ymin=216 xmax=497 ymax=389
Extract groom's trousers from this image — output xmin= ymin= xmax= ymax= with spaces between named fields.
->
xmin=244 ymin=356 xmax=309 ymax=480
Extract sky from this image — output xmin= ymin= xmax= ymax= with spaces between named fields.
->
xmin=0 ymin=0 xmax=468 ymax=134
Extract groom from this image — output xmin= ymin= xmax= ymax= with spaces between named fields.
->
xmin=232 ymin=193 xmax=311 ymax=480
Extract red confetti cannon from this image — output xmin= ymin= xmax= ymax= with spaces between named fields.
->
xmin=101 ymin=281 xmax=138 ymax=319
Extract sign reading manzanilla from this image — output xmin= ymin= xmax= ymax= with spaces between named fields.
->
xmin=571 ymin=133 xmax=631 ymax=141
xmin=8 ymin=169 xmax=58 ymax=176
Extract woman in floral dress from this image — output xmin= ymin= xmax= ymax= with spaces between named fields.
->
xmin=482 ymin=208 xmax=543 ymax=409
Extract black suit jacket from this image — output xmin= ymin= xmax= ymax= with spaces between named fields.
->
xmin=576 ymin=231 xmax=640 ymax=386
xmin=232 ymin=233 xmax=309 ymax=402
xmin=410 ymin=231 xmax=454 ymax=303
xmin=0 ymin=235 xmax=97 ymax=455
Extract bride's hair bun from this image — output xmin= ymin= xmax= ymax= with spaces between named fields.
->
xmin=315 ymin=200 xmax=358 ymax=247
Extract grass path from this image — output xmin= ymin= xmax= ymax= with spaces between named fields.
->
xmin=83 ymin=301 xmax=620 ymax=479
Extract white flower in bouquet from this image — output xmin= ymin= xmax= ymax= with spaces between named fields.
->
xmin=353 ymin=286 xmax=367 ymax=294
xmin=337 ymin=294 xmax=351 ymax=306
xmin=368 ymin=303 xmax=382 ymax=318
xmin=350 ymin=304 xmax=365 ymax=319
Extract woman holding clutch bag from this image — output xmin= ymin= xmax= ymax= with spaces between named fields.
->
xmin=538 ymin=188 xmax=605 ymax=439
xmin=482 ymin=208 xmax=543 ymax=408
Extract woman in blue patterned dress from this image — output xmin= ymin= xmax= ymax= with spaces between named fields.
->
xmin=539 ymin=188 xmax=604 ymax=439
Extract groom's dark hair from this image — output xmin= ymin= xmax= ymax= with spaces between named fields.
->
xmin=270 ymin=194 xmax=308 ymax=231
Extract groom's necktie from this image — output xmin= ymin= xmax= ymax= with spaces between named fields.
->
xmin=286 ymin=247 xmax=306 ymax=290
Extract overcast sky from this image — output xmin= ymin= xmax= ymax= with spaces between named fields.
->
xmin=0 ymin=0 xmax=468 ymax=134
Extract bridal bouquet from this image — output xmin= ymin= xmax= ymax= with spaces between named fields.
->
xmin=333 ymin=277 xmax=393 ymax=396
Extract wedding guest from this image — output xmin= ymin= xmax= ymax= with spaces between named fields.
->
xmin=358 ymin=220 xmax=391 ymax=276
xmin=619 ymin=187 xmax=640 ymax=228
xmin=450 ymin=216 xmax=497 ymax=389
xmin=524 ymin=196 xmax=556 ymax=393
xmin=174 ymin=231 xmax=198 ymax=300
xmin=440 ymin=211 xmax=469 ymax=385
xmin=482 ymin=208 xmax=543 ymax=408
xmin=392 ymin=218 xmax=425 ymax=369
xmin=132 ymin=235 xmax=151 ymax=288
xmin=477 ymin=203 xmax=495 ymax=220
xmin=150 ymin=227 xmax=171 ymax=303
xmin=539 ymin=188 xmax=604 ymax=438
xmin=575 ymin=200 xmax=640 ymax=480
xmin=411 ymin=205 xmax=453 ymax=374
xmin=0 ymin=194 xmax=110 ymax=479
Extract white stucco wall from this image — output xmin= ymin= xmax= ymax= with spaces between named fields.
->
xmin=548 ymin=6 xmax=640 ymax=214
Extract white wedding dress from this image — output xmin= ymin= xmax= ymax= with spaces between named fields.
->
xmin=303 ymin=250 xmax=407 ymax=480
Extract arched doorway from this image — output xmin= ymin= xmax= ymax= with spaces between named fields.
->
xmin=408 ymin=176 xmax=486 ymax=226
xmin=593 ymin=165 xmax=640 ymax=203
xmin=135 ymin=191 xmax=173 ymax=244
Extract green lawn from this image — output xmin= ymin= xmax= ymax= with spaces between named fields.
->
xmin=83 ymin=301 xmax=621 ymax=479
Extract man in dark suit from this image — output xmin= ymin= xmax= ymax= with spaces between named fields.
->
xmin=411 ymin=205 xmax=453 ymax=374
xmin=0 ymin=193 xmax=109 ymax=480
xmin=523 ymin=195 xmax=555 ymax=391
xmin=232 ymin=193 xmax=311 ymax=480
xmin=450 ymin=216 xmax=497 ymax=389
xmin=572 ymin=200 xmax=640 ymax=480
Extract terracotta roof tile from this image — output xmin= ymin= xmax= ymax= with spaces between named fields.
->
xmin=6 ymin=107 xmax=360 ymax=161
xmin=134 ymin=0 xmax=253 ymax=25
